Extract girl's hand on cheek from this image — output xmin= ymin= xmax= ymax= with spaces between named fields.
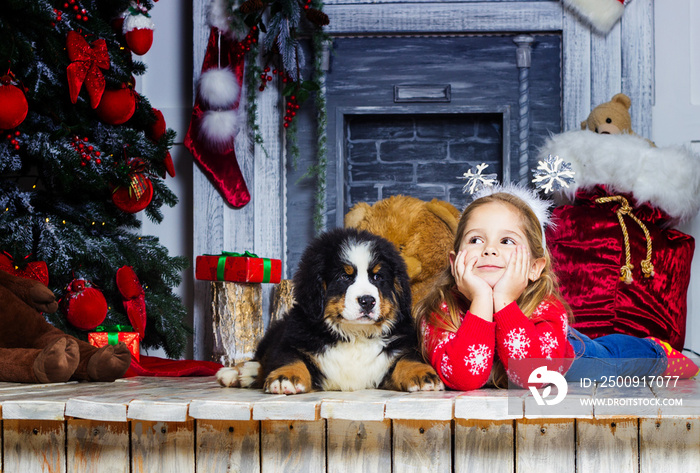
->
xmin=453 ymin=250 xmax=492 ymax=301
xmin=493 ymin=245 xmax=530 ymax=311
xmin=452 ymin=250 xmax=494 ymax=321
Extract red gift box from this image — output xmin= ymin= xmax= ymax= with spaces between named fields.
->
xmin=88 ymin=325 xmax=140 ymax=362
xmin=195 ymin=251 xmax=281 ymax=283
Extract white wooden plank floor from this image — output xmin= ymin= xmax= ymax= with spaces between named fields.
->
xmin=1 ymin=376 xmax=698 ymax=472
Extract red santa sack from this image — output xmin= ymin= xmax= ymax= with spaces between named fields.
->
xmin=547 ymin=186 xmax=694 ymax=351
xmin=540 ymin=131 xmax=700 ymax=351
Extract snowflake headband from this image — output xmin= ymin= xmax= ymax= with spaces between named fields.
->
xmin=458 ymin=155 xmax=576 ymax=235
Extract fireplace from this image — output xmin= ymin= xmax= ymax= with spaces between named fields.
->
xmin=286 ymin=33 xmax=562 ymax=270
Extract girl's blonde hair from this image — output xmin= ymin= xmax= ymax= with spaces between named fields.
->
xmin=414 ymin=191 xmax=569 ymax=387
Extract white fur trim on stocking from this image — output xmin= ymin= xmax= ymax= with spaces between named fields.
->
xmin=199 ymin=109 xmax=243 ymax=152
xmin=208 ymin=0 xmax=234 ymax=34
xmin=208 ymin=0 xmax=249 ymax=41
xmin=538 ymin=130 xmax=700 ymax=223
xmin=198 ymin=68 xmax=240 ymax=109
xmin=561 ymin=0 xmax=625 ymax=34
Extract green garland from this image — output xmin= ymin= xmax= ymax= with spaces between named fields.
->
xmin=232 ymin=0 xmax=329 ymax=233
xmin=310 ymin=27 xmax=329 ymax=233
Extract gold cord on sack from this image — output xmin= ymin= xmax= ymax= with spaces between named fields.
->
xmin=595 ymin=195 xmax=655 ymax=284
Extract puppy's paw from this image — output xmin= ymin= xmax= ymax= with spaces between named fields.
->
xmin=216 ymin=367 xmax=241 ymax=388
xmin=264 ymin=361 xmax=312 ymax=395
xmin=238 ymin=361 xmax=261 ymax=388
xmin=217 ymin=361 xmax=262 ymax=388
xmin=389 ymin=359 xmax=445 ymax=392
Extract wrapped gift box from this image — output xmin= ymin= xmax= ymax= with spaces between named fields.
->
xmin=88 ymin=326 xmax=140 ymax=362
xmin=196 ymin=251 xmax=281 ymax=283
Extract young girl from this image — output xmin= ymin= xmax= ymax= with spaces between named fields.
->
xmin=415 ymin=185 xmax=698 ymax=391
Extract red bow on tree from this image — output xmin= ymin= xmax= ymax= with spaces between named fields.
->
xmin=0 ymin=252 xmax=49 ymax=286
xmin=66 ymin=30 xmax=110 ymax=109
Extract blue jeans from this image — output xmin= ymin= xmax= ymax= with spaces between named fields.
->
xmin=564 ymin=328 xmax=667 ymax=382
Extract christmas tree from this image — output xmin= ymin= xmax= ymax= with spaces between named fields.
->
xmin=0 ymin=0 xmax=190 ymax=358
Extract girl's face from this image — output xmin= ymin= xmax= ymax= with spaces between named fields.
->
xmin=451 ymin=201 xmax=543 ymax=287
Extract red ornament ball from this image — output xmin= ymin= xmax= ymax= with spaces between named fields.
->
xmin=63 ymin=279 xmax=108 ymax=330
xmin=0 ymin=82 xmax=28 ymax=130
xmin=95 ymin=87 xmax=136 ymax=125
xmin=112 ymin=173 xmax=154 ymax=213
xmin=125 ymin=28 xmax=154 ymax=56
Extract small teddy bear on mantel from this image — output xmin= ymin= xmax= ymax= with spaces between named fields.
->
xmin=581 ymin=93 xmax=655 ymax=146
xmin=581 ymin=92 xmax=633 ymax=135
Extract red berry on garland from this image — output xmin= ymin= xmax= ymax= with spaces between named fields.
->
xmin=95 ymin=87 xmax=136 ymax=125
xmin=62 ymin=279 xmax=108 ymax=331
xmin=0 ymin=75 xmax=28 ymax=130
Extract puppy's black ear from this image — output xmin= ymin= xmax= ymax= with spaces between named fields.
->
xmin=292 ymin=235 xmax=328 ymax=320
xmin=395 ymin=266 xmax=413 ymax=319
xmin=375 ymin=234 xmax=412 ymax=320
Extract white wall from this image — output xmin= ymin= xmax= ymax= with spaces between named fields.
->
xmin=135 ymin=0 xmax=195 ymax=358
xmin=135 ymin=0 xmax=700 ymax=358
xmin=653 ymin=0 xmax=700 ymax=353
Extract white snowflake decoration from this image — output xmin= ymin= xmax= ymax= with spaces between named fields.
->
xmin=504 ymin=328 xmax=531 ymax=360
xmin=464 ymin=344 xmax=492 ymax=375
xmin=532 ymin=155 xmax=575 ymax=194
xmin=539 ymin=332 xmax=559 ymax=359
xmin=459 ymin=163 xmax=498 ymax=195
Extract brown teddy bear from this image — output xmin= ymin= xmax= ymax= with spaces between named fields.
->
xmin=581 ymin=93 xmax=655 ymax=146
xmin=344 ymin=195 xmax=460 ymax=307
xmin=0 ymin=269 xmax=131 ymax=383
xmin=581 ymin=93 xmax=633 ymax=135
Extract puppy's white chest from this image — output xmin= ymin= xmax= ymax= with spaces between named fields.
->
xmin=316 ymin=338 xmax=392 ymax=391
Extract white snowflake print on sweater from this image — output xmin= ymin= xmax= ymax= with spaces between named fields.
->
xmin=440 ymin=353 xmax=454 ymax=378
xmin=504 ymin=328 xmax=531 ymax=360
xmin=506 ymin=368 xmax=523 ymax=388
xmin=539 ymin=332 xmax=559 ymax=359
xmin=531 ymin=301 xmax=550 ymax=318
xmin=437 ymin=331 xmax=456 ymax=349
xmin=464 ymin=344 xmax=492 ymax=375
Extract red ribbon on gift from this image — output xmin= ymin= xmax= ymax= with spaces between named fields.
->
xmin=66 ymin=30 xmax=110 ymax=109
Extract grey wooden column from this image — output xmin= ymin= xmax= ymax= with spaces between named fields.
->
xmin=514 ymin=35 xmax=534 ymax=185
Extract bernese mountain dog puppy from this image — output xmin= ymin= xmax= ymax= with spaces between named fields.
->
xmin=216 ymin=228 xmax=444 ymax=394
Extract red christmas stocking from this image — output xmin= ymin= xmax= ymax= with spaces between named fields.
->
xmin=185 ymin=27 xmax=250 ymax=208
